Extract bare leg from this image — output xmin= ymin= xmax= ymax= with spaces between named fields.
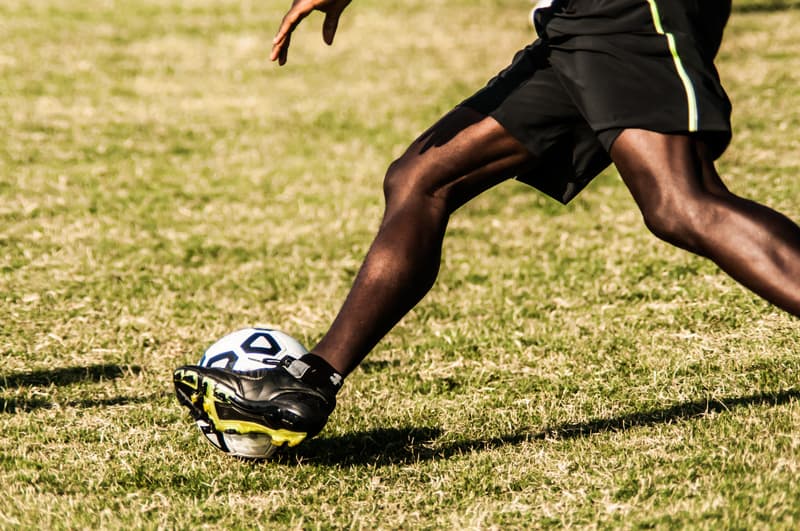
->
xmin=312 ymin=107 xmax=534 ymax=375
xmin=611 ymin=129 xmax=800 ymax=316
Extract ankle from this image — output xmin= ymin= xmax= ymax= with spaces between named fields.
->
xmin=284 ymin=353 xmax=344 ymax=394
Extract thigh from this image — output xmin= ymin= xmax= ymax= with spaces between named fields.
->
xmin=388 ymin=106 xmax=535 ymax=212
xmin=460 ymin=41 xmax=611 ymax=204
xmin=609 ymin=128 xmax=727 ymax=212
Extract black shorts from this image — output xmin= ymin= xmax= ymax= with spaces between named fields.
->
xmin=461 ymin=0 xmax=733 ymax=204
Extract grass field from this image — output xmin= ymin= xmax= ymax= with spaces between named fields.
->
xmin=2 ymin=0 xmax=800 ymax=528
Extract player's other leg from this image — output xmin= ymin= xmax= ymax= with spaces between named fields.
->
xmin=611 ymin=129 xmax=800 ymax=317
xmin=174 ymin=107 xmax=534 ymax=444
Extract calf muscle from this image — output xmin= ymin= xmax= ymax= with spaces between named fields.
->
xmin=611 ymin=129 xmax=800 ymax=317
xmin=312 ymin=108 xmax=533 ymax=374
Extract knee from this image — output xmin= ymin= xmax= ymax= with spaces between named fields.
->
xmin=382 ymin=155 xmax=446 ymax=211
xmin=639 ymin=192 xmax=721 ymax=253
xmin=382 ymin=157 xmax=407 ymax=204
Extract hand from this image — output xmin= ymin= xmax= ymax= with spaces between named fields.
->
xmin=270 ymin=0 xmax=352 ymax=65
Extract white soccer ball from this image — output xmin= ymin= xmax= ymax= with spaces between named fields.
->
xmin=195 ymin=327 xmax=308 ymax=459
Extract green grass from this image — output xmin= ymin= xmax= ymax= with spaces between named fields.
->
xmin=2 ymin=0 xmax=800 ymax=528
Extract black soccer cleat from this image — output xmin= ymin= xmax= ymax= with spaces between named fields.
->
xmin=173 ymin=356 xmax=341 ymax=449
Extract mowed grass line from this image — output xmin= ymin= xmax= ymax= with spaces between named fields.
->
xmin=1 ymin=0 xmax=799 ymax=528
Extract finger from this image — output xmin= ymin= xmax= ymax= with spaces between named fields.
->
xmin=278 ymin=34 xmax=291 ymax=65
xmin=322 ymin=11 xmax=341 ymax=45
xmin=272 ymin=6 xmax=309 ymax=46
xmin=271 ymin=2 xmax=310 ymax=64
xmin=270 ymin=33 xmax=285 ymax=61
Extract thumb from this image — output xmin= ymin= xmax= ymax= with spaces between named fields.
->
xmin=322 ymin=10 xmax=342 ymax=45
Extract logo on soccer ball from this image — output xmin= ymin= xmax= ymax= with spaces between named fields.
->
xmin=199 ymin=327 xmax=307 ymax=372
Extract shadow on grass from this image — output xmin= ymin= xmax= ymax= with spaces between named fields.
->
xmin=0 ymin=364 xmax=149 ymax=413
xmin=533 ymin=387 xmax=800 ymax=440
xmin=0 ymin=364 xmax=141 ymax=389
xmin=0 ymin=392 xmax=168 ymax=414
xmin=281 ymin=426 xmax=445 ymax=467
xmin=287 ymin=388 xmax=800 ymax=466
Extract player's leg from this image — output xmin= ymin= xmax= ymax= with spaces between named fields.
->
xmin=610 ymin=129 xmax=800 ymax=317
xmin=173 ymin=37 xmax=589 ymax=448
xmin=312 ymin=107 xmax=534 ymax=375
xmin=174 ymin=106 xmax=535 ymax=444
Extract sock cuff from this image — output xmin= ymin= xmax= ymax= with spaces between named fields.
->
xmin=283 ymin=353 xmax=344 ymax=392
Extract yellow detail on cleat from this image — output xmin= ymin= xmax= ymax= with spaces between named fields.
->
xmin=175 ymin=368 xmax=199 ymax=390
xmin=201 ymin=378 xmax=307 ymax=448
xmin=274 ymin=430 xmax=307 ymax=447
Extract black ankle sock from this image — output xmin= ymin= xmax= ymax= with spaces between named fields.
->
xmin=293 ymin=353 xmax=344 ymax=392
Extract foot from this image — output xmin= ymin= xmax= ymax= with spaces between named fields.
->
xmin=173 ymin=356 xmax=341 ymax=450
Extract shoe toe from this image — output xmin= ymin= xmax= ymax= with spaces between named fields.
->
xmin=272 ymin=392 xmax=332 ymax=436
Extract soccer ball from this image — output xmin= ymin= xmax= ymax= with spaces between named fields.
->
xmin=195 ymin=327 xmax=308 ymax=459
